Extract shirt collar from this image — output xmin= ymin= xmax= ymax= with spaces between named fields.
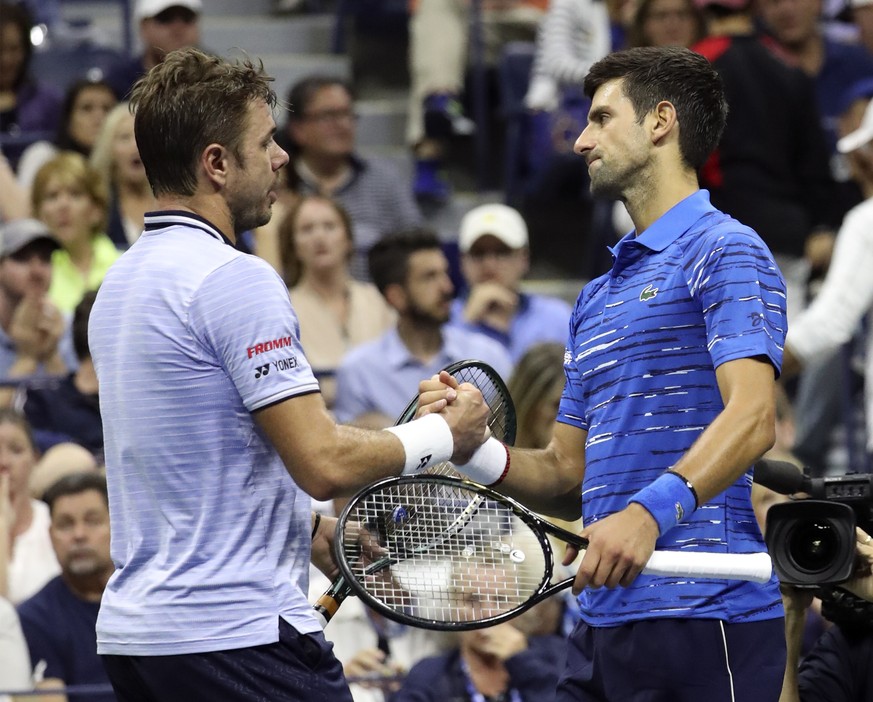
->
xmin=611 ymin=190 xmax=716 ymax=256
xmin=143 ymin=210 xmax=234 ymax=247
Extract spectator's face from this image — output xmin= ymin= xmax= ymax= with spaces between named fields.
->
xmin=224 ymin=99 xmax=289 ymax=235
xmin=757 ymin=0 xmax=822 ymax=48
xmin=36 ymin=176 xmax=103 ymax=248
xmin=0 ymin=420 xmax=37 ymax=505
xmin=0 ymin=240 xmax=54 ymax=300
xmin=140 ymin=7 xmax=200 ymax=59
xmin=290 ymin=85 xmax=357 ymax=161
xmin=575 ymin=79 xmax=653 ymax=201
xmin=0 ymin=22 xmax=25 ymax=91
xmin=642 ymin=0 xmax=699 ymax=48
xmin=397 ymin=249 xmax=454 ymax=324
xmin=111 ymin=112 xmax=146 ymax=187
xmin=50 ymin=489 xmax=112 ymax=579
xmin=68 ymin=85 xmax=117 ymax=150
xmin=292 ymin=198 xmax=351 ymax=276
xmin=461 ymin=235 xmax=528 ymax=290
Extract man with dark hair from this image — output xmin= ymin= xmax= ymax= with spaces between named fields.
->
xmin=88 ymin=48 xmax=490 ymax=702
xmin=284 ymin=76 xmax=422 ymax=279
xmin=334 ymin=228 xmax=512 ymax=427
xmin=17 ymin=472 xmax=115 ymax=702
xmin=420 ymin=46 xmax=788 ymax=700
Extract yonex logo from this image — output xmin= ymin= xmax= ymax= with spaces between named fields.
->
xmin=639 ymin=284 xmax=659 ymax=302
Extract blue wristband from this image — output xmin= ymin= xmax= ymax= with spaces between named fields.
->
xmin=628 ymin=472 xmax=697 ymax=537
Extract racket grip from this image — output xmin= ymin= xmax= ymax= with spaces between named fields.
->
xmin=313 ymin=576 xmax=353 ymax=628
xmin=643 ymin=550 xmax=773 ymax=583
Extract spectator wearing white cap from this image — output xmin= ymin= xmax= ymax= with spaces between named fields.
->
xmin=0 ymin=219 xmax=76 ymax=403
xmin=104 ymin=0 xmax=202 ymax=100
xmin=782 ymin=92 xmax=873 ymax=466
xmin=450 ymin=203 xmax=572 ymax=363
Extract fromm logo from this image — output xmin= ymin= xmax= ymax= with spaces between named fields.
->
xmin=639 ymin=284 xmax=658 ymax=302
xmin=247 ymin=337 xmax=292 ymax=358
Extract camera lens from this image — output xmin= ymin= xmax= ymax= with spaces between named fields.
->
xmin=788 ymin=520 xmax=839 ymax=573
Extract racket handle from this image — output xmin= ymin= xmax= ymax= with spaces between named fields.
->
xmin=313 ymin=576 xmax=354 ymax=628
xmin=643 ymin=550 xmax=773 ymax=583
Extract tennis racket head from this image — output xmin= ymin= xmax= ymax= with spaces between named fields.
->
xmin=335 ymin=474 xmax=558 ymax=631
xmin=396 ymin=359 xmax=517 ymax=446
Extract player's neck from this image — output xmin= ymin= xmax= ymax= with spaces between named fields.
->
xmin=628 ymin=170 xmax=698 ymax=235
xmin=153 ymin=195 xmax=236 ymax=245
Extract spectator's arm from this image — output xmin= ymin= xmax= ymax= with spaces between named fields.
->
xmin=0 ymin=152 xmax=29 ymax=221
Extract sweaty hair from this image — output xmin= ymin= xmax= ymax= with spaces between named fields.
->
xmin=44 ymin=471 xmax=109 ymax=515
xmin=129 ymin=47 xmax=277 ymax=197
xmin=584 ymin=46 xmax=728 ymax=170
xmin=368 ymin=228 xmax=443 ymax=296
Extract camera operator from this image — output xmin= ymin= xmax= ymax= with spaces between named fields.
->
xmin=779 ymin=527 xmax=873 ymax=702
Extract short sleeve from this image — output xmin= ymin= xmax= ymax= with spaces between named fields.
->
xmin=188 ymin=256 xmax=320 ymax=411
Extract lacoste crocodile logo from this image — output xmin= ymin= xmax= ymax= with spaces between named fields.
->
xmin=639 ymin=284 xmax=659 ymax=302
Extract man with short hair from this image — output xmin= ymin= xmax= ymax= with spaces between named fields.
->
xmin=421 ymin=46 xmax=788 ymax=699
xmin=17 ymin=472 xmax=116 ymax=702
xmin=104 ymin=0 xmax=202 ymax=100
xmin=334 ymin=228 xmax=513 ymax=427
xmin=285 ymin=76 xmax=423 ymax=279
xmin=89 ymin=48 xmax=490 ymax=702
xmin=451 ymin=203 xmax=572 ymax=363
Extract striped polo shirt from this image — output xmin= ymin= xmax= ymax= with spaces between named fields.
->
xmin=90 ymin=211 xmax=322 ymax=655
xmin=558 ymin=190 xmax=787 ymax=627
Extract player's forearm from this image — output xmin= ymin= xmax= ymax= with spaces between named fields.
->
xmin=500 ymin=445 xmax=584 ymax=520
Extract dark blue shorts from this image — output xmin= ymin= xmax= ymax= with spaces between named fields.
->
xmin=101 ymin=619 xmax=353 ymax=702
xmin=556 ymin=617 xmax=786 ymax=702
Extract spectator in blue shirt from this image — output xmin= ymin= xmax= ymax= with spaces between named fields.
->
xmin=334 ymin=228 xmax=513 ymax=427
xmin=451 ymin=203 xmax=572 ymax=363
xmin=17 ymin=472 xmax=116 ymax=702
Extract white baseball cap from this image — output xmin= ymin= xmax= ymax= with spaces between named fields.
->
xmin=135 ymin=0 xmax=202 ymax=22
xmin=837 ymin=98 xmax=873 ymax=154
xmin=851 ymin=0 xmax=873 ymax=8
xmin=459 ymin=204 xmax=528 ymax=253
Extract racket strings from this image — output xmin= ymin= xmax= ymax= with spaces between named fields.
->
xmin=341 ymin=480 xmax=549 ymax=625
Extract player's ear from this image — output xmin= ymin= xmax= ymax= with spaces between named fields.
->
xmin=650 ymin=100 xmax=678 ymax=146
xmin=201 ymin=143 xmax=230 ymax=188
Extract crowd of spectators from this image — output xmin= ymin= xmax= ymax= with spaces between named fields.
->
xmin=2 ymin=0 xmax=873 ymax=699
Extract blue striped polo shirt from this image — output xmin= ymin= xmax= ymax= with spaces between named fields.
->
xmin=90 ymin=211 xmax=322 ymax=655
xmin=558 ymin=190 xmax=787 ymax=627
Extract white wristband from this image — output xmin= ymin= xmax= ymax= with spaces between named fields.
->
xmin=455 ymin=437 xmax=509 ymax=486
xmin=386 ymin=414 xmax=455 ymax=475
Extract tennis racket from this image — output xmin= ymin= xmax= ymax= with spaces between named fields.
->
xmin=312 ymin=359 xmax=516 ymax=627
xmin=333 ymin=474 xmax=775 ymax=631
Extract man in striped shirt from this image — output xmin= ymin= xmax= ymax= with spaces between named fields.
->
xmin=422 ymin=46 xmax=788 ymax=700
xmin=89 ymin=48 xmax=491 ymax=702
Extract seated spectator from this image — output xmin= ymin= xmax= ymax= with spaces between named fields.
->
xmin=334 ymin=228 xmax=512 ymax=426
xmin=31 ymin=153 xmax=120 ymax=313
xmin=0 ymin=219 xmax=76 ymax=400
xmin=104 ymin=0 xmax=203 ymax=100
xmin=694 ymin=0 xmax=841 ymax=262
xmin=628 ymin=0 xmax=707 ymax=48
xmin=0 ymin=598 xmax=31 ymax=699
xmin=451 ymin=204 xmax=572 ymax=363
xmin=507 ymin=341 xmax=567 ymax=449
xmin=408 ymin=0 xmax=546 ymax=200
xmin=17 ymin=472 xmax=115 ymax=702
xmin=16 ymin=79 xmax=118 ymax=191
xmin=21 ymin=291 xmax=101 ymax=459
xmin=282 ymin=195 xmax=395 ymax=409
xmin=284 ymin=76 xmax=423 ymax=279
xmin=0 ymin=2 xmax=62 ymax=169
xmin=90 ymin=104 xmax=154 ymax=249
xmin=0 ymin=408 xmax=60 ymax=604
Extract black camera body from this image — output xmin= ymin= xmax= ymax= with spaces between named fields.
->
xmin=756 ymin=462 xmax=873 ymax=588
